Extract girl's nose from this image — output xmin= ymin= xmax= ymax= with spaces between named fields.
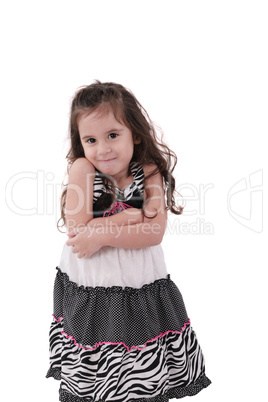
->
xmin=98 ymin=141 xmax=111 ymax=156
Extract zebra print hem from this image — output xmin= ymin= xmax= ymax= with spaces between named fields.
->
xmin=47 ymin=323 xmax=211 ymax=402
xmin=59 ymin=373 xmax=211 ymax=401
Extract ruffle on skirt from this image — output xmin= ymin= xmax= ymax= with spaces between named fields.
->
xmin=46 ymin=268 xmax=211 ymax=401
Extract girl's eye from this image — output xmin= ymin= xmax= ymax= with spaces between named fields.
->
xmin=108 ymin=133 xmax=118 ymax=139
xmin=87 ymin=138 xmax=96 ymax=144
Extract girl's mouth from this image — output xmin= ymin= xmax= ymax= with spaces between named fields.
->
xmin=99 ymin=158 xmax=116 ymax=162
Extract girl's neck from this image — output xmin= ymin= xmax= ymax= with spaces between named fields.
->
xmin=113 ymin=166 xmax=133 ymax=190
xmin=96 ymin=162 xmax=135 ymax=191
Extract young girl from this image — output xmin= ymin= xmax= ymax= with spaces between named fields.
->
xmin=46 ymin=81 xmax=211 ymax=401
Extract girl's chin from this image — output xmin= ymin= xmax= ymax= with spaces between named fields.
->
xmin=97 ymin=165 xmax=117 ymax=176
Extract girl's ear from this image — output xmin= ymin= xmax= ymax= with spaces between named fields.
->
xmin=134 ymin=136 xmax=141 ymax=144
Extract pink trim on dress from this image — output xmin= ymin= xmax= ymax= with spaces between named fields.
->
xmin=52 ymin=315 xmax=64 ymax=322
xmin=103 ymin=202 xmax=133 ymax=217
xmin=52 ymin=315 xmax=191 ymax=352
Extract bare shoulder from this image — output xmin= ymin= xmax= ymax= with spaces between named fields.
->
xmin=68 ymin=158 xmax=96 ymax=185
xmin=69 ymin=157 xmax=95 ymax=175
xmin=142 ymin=163 xmax=165 ymax=201
xmin=142 ymin=163 xmax=163 ymax=186
xmin=142 ymin=163 xmax=159 ymax=176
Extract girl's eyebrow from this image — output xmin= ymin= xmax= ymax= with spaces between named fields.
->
xmin=81 ymin=128 xmax=124 ymax=140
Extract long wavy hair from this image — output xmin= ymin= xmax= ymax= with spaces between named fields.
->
xmin=57 ymin=81 xmax=184 ymax=231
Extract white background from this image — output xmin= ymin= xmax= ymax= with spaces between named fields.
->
xmin=1 ymin=1 xmax=267 ymax=401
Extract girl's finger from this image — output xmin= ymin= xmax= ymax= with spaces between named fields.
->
xmin=66 ymin=238 xmax=74 ymax=246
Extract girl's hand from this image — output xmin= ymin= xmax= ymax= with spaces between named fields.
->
xmin=66 ymin=226 xmax=103 ymax=259
xmin=67 ymin=223 xmax=87 ymax=238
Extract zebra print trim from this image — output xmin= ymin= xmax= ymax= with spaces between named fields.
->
xmin=47 ymin=320 xmax=211 ymax=401
xmin=93 ymin=161 xmax=144 ymax=203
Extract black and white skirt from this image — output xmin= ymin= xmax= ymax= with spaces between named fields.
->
xmin=46 ymin=244 xmax=211 ymax=401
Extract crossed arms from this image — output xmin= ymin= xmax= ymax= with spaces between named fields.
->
xmin=65 ymin=158 xmax=167 ymax=258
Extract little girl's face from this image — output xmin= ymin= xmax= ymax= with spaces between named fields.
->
xmin=78 ymin=107 xmax=139 ymax=185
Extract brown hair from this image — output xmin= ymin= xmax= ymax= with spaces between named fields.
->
xmin=57 ymin=80 xmax=184 ymax=231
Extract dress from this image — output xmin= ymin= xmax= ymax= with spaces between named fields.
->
xmin=46 ymin=161 xmax=211 ymax=401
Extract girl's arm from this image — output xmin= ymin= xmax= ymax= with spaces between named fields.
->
xmin=65 ymin=157 xmax=95 ymax=233
xmin=66 ymin=164 xmax=167 ymax=256
xmin=86 ymin=163 xmax=164 ymax=231
xmin=101 ymin=164 xmax=167 ymax=248
xmin=65 ymin=156 xmax=144 ymax=236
